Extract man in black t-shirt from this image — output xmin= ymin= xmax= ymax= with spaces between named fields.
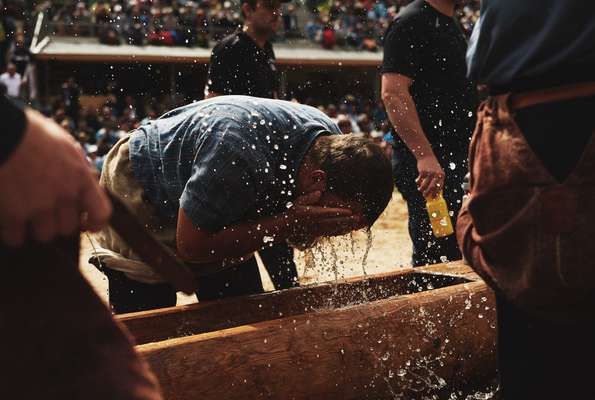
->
xmin=205 ymin=0 xmax=287 ymax=98
xmin=381 ymin=0 xmax=478 ymax=266
xmin=205 ymin=0 xmax=300 ymax=291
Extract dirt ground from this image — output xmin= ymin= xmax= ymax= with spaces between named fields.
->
xmin=79 ymin=191 xmax=413 ymax=305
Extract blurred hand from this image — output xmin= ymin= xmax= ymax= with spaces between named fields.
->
xmin=415 ymin=154 xmax=445 ymax=199
xmin=285 ymin=191 xmax=365 ymax=246
xmin=0 ymin=108 xmax=112 ymax=246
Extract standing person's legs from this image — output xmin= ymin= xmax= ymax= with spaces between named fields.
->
xmin=394 ymin=152 xmax=463 ymax=266
xmin=196 ymin=256 xmax=265 ymax=301
xmin=496 ymin=294 xmax=595 ymax=399
xmin=103 ymin=268 xmax=177 ymax=314
xmin=260 ymin=243 xmax=299 ymax=290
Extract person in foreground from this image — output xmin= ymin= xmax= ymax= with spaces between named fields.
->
xmin=458 ymin=1 xmax=595 ymax=398
xmin=94 ymin=95 xmax=394 ymax=313
xmin=0 ymin=95 xmax=162 ymax=399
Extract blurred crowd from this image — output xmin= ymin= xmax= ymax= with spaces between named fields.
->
xmin=42 ymin=0 xmax=301 ymax=47
xmin=3 ymin=0 xmax=479 ymax=51
xmin=305 ymin=0 xmax=479 ymax=51
xmin=45 ymin=77 xmax=186 ymax=172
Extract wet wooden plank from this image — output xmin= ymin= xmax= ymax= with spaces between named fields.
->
xmin=122 ymin=261 xmax=478 ymax=345
xmin=138 ymin=279 xmax=497 ymax=400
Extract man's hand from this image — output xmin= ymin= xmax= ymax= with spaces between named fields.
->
xmin=0 ymin=109 xmax=112 ymax=246
xmin=286 ymin=191 xmax=366 ymax=246
xmin=415 ymin=154 xmax=445 ymax=199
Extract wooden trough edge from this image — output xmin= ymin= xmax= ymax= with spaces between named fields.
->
xmin=120 ymin=261 xmax=481 ymax=345
xmin=137 ymin=279 xmax=497 ymax=400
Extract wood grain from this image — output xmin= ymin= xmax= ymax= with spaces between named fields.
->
xmin=122 ymin=262 xmax=476 ymax=345
xmin=134 ymin=263 xmax=497 ymax=399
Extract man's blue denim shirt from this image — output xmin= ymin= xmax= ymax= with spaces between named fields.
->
xmin=129 ymin=96 xmax=341 ymax=232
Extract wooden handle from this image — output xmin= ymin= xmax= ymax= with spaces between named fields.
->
xmin=106 ymin=190 xmax=198 ymax=294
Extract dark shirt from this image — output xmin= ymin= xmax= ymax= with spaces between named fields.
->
xmin=467 ymin=0 xmax=595 ymax=94
xmin=0 ymin=95 xmax=26 ymax=165
xmin=129 ymin=96 xmax=340 ymax=231
xmin=381 ymin=0 xmax=478 ymax=161
xmin=206 ymin=30 xmax=279 ymax=99
xmin=11 ymin=46 xmax=30 ymax=76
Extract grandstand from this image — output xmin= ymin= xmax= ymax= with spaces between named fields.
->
xmin=0 ymin=1 xmax=477 ymax=171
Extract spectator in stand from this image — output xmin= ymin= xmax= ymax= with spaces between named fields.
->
xmin=0 ymin=8 xmax=16 ymax=72
xmin=0 ymin=63 xmax=22 ymax=99
xmin=62 ymin=77 xmax=81 ymax=128
xmin=96 ymin=117 xmax=125 ymax=151
xmin=282 ymin=2 xmax=299 ymax=38
xmin=125 ymin=4 xmax=147 ymax=45
xmin=194 ymin=8 xmax=210 ymax=48
xmin=356 ymin=113 xmax=372 ymax=138
xmin=322 ymin=24 xmax=336 ymax=49
xmin=72 ymin=1 xmax=92 ymax=36
xmin=8 ymin=33 xmax=30 ymax=77
xmin=337 ymin=114 xmax=353 ymax=134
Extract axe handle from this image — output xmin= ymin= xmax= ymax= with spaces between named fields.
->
xmin=106 ymin=190 xmax=198 ymax=294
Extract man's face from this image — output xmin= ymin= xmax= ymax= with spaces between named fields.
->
xmin=247 ymin=0 xmax=282 ymax=37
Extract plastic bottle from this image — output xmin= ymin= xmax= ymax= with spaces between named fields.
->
xmin=425 ymin=192 xmax=454 ymax=238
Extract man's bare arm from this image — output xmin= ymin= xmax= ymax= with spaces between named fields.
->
xmin=176 ymin=191 xmax=364 ymax=264
xmin=381 ymin=73 xmax=444 ymax=198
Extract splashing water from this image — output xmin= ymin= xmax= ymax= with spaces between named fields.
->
xmin=361 ymin=228 xmax=373 ymax=276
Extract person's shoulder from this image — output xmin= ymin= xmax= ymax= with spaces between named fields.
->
xmin=211 ymin=31 xmax=246 ymax=56
xmin=388 ymin=0 xmax=430 ymax=30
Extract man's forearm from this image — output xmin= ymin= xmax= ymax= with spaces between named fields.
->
xmin=382 ymin=89 xmax=435 ymax=161
xmin=177 ymin=209 xmax=294 ymax=263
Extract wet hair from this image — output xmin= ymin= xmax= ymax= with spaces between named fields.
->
xmin=308 ymin=134 xmax=393 ymax=225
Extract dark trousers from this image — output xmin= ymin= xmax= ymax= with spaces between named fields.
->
xmin=259 ymin=243 xmax=299 ymax=290
xmin=103 ymin=257 xmax=264 ymax=314
xmin=393 ymin=148 xmax=466 ymax=266
xmin=496 ymin=294 xmax=595 ymax=399
xmin=495 ymin=94 xmax=595 ymax=398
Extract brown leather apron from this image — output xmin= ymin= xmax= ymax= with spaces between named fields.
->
xmin=458 ymin=84 xmax=595 ymax=321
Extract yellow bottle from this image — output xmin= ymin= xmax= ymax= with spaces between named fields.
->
xmin=425 ymin=192 xmax=454 ymax=238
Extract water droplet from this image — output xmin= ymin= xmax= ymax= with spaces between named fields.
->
xmin=263 ymin=236 xmax=274 ymax=243
xmin=260 ymin=119 xmax=266 ymax=125
xmin=449 ymin=162 xmax=456 ymax=170
xmin=279 ymin=164 xmax=287 ymax=170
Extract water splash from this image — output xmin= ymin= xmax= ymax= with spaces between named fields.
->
xmin=361 ymin=228 xmax=373 ymax=276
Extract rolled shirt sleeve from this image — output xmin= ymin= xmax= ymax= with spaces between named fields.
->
xmin=381 ymin=17 xmax=423 ymax=79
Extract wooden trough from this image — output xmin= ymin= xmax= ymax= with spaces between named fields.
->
xmin=121 ymin=262 xmax=498 ymax=399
